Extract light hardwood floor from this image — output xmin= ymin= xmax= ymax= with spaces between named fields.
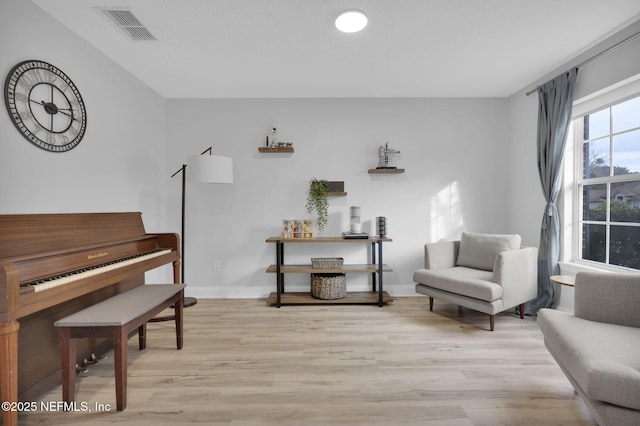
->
xmin=21 ymin=297 xmax=595 ymax=425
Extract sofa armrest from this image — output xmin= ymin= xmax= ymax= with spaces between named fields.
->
xmin=575 ymin=271 xmax=640 ymax=328
xmin=424 ymin=240 xmax=460 ymax=270
xmin=493 ymin=247 xmax=538 ymax=308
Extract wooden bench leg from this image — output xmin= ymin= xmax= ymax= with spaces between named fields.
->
xmin=489 ymin=314 xmax=495 ymax=331
xmin=113 ymin=326 xmax=128 ymax=411
xmin=175 ymin=292 xmax=184 ymax=350
xmin=429 ymin=296 xmax=434 ymax=311
xmin=60 ymin=327 xmax=76 ymax=405
xmin=519 ymin=303 xmax=525 ymax=319
xmin=138 ymin=323 xmax=146 ymax=350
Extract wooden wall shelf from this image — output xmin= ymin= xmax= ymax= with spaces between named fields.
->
xmin=327 ymin=192 xmax=347 ymax=196
xmin=259 ymin=147 xmax=294 ymax=153
xmin=368 ymin=168 xmax=405 ymax=174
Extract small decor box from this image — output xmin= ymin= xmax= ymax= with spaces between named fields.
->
xmin=311 ymin=257 xmax=344 ymax=268
xmin=310 ymin=273 xmax=346 ymax=300
xmin=326 ymin=181 xmax=344 ymax=192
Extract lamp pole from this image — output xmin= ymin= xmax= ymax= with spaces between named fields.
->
xmin=170 ymin=146 xmax=232 ymax=308
xmin=170 ymin=164 xmax=187 ymax=284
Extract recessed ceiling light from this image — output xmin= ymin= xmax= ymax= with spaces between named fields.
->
xmin=335 ymin=10 xmax=368 ymax=33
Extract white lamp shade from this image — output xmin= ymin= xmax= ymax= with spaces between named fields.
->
xmin=187 ymin=155 xmax=233 ymax=184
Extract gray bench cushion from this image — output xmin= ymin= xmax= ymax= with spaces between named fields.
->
xmin=55 ymin=284 xmax=185 ymax=327
xmin=538 ymin=308 xmax=640 ymax=411
xmin=412 ymin=266 xmax=501 ymax=302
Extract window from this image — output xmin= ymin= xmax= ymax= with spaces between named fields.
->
xmin=573 ymin=94 xmax=640 ymax=270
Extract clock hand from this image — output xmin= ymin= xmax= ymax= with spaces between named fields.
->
xmin=55 ymin=109 xmax=77 ymax=120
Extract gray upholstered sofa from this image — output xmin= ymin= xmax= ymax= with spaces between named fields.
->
xmin=413 ymin=231 xmax=538 ymax=331
xmin=538 ymin=271 xmax=640 ymax=426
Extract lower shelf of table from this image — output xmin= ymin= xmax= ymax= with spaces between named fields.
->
xmin=266 ymin=291 xmax=393 ymax=306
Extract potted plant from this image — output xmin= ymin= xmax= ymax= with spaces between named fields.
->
xmin=306 ymin=178 xmax=329 ymax=231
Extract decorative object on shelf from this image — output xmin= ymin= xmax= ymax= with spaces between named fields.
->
xmin=327 ymin=181 xmax=344 ymax=192
xmin=350 ymin=206 xmax=361 ymax=233
xmin=311 ymin=257 xmax=344 ymax=268
xmin=343 ymin=205 xmax=369 ymax=239
xmin=171 ymin=146 xmax=233 ymax=306
xmin=4 ymin=60 xmax=87 ymax=152
xmin=376 ymin=143 xmax=401 ymax=169
xmin=260 ymin=124 xmax=293 ymax=152
xmin=377 ymin=216 xmax=388 ymax=238
xmin=306 ymin=178 xmax=329 ymax=231
xmin=303 ymin=219 xmax=313 ymax=238
xmin=267 ymin=124 xmax=278 ymax=147
xmin=281 ymin=220 xmax=292 ymax=238
xmin=326 ymin=181 xmax=347 ymax=196
xmin=311 ymin=273 xmax=347 ymax=300
xmin=281 ymin=219 xmax=313 ymax=238
xmin=342 ymin=231 xmax=369 ymax=239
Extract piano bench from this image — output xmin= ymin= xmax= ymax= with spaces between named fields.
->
xmin=54 ymin=283 xmax=185 ymax=412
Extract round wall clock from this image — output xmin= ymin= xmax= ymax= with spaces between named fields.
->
xmin=4 ymin=60 xmax=87 ymax=152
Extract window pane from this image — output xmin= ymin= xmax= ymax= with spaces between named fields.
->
xmin=583 ymin=184 xmax=606 ymax=221
xmin=585 ymin=108 xmax=610 ymax=140
xmin=583 ymin=138 xmax=610 ymax=178
xmin=609 ymin=225 xmax=640 ymax=269
xmin=576 ymin=93 xmax=640 ymax=270
xmin=612 ymin=96 xmax=640 ymax=133
xmin=611 ymin=181 xmax=640 ymax=222
xmin=613 ymin=130 xmax=640 ymax=175
xmin=582 ymin=223 xmax=606 ymax=263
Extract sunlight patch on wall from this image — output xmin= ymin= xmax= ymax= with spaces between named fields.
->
xmin=431 ymin=182 xmax=464 ymax=241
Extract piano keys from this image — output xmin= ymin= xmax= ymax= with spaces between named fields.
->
xmin=20 ymin=248 xmax=172 ymax=294
xmin=0 ymin=212 xmax=180 ymax=426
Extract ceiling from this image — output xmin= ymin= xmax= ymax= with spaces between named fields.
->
xmin=31 ymin=0 xmax=640 ymax=99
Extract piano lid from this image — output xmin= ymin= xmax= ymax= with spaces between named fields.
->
xmin=0 ymin=212 xmax=149 ymax=260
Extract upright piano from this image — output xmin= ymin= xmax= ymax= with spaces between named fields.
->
xmin=0 ymin=212 xmax=179 ymax=426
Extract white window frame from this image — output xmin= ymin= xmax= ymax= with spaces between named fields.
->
xmin=561 ymin=74 xmax=640 ymax=274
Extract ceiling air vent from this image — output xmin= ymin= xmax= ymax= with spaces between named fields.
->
xmin=102 ymin=9 xmax=156 ymax=41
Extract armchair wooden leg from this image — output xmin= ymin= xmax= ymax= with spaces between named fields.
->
xmin=489 ymin=315 xmax=495 ymax=331
xmin=519 ymin=303 xmax=525 ymax=319
xmin=429 ymin=297 xmax=434 ymax=311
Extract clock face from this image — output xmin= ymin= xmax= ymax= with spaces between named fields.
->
xmin=4 ymin=60 xmax=87 ymax=152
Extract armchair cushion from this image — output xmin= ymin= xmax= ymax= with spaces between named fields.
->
xmin=413 ymin=267 xmax=500 ymax=302
xmin=456 ymin=231 xmax=521 ymax=271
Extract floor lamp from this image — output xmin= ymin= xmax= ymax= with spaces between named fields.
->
xmin=171 ymin=147 xmax=234 ymax=306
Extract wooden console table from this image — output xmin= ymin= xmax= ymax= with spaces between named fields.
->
xmin=265 ymin=236 xmax=393 ymax=307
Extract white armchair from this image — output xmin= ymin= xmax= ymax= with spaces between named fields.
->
xmin=413 ymin=231 xmax=538 ymax=331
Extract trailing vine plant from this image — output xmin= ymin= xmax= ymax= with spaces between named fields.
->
xmin=306 ymin=178 xmax=329 ymax=231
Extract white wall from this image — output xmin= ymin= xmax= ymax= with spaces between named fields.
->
xmin=5 ymin=0 xmax=639 ymax=302
xmin=506 ymin=21 xmax=640 ymax=310
xmin=166 ymin=98 xmax=509 ymax=297
xmin=0 ymin=0 xmax=171 ymax=281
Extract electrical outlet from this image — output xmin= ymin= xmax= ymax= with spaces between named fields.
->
xmin=213 ymin=259 xmax=221 ymax=272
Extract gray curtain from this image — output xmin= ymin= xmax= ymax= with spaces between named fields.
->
xmin=526 ymin=68 xmax=579 ymax=315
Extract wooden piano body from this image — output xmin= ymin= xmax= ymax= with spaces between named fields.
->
xmin=0 ymin=212 xmax=179 ymax=426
